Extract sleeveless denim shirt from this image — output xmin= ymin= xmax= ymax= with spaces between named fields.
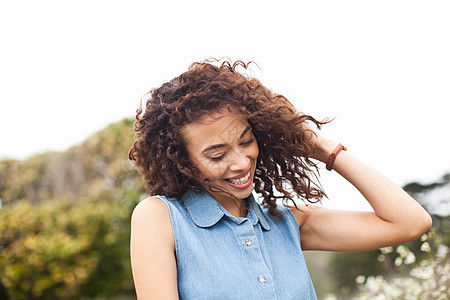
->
xmin=154 ymin=188 xmax=317 ymax=299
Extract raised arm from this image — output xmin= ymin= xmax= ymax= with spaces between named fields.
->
xmin=130 ymin=197 xmax=179 ymax=299
xmin=291 ymin=134 xmax=432 ymax=252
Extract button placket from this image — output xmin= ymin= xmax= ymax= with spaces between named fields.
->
xmin=234 ymin=219 xmax=275 ymax=297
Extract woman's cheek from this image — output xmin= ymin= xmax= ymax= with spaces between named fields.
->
xmin=251 ymin=142 xmax=259 ymax=157
xmin=208 ymin=162 xmax=227 ymax=180
xmin=198 ymin=159 xmax=226 ymax=181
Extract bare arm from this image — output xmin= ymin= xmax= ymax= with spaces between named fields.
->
xmin=292 ymin=135 xmax=432 ymax=251
xmin=130 ymin=197 xmax=179 ymax=299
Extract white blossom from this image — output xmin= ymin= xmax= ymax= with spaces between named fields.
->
xmin=380 ymin=246 xmax=393 ymax=254
xmin=437 ymin=244 xmax=448 ymax=258
xmin=420 ymin=241 xmax=431 ymax=252
xmin=394 ymin=257 xmax=403 ymax=267
xmin=355 ymin=275 xmax=366 ymax=284
xmin=377 ymin=254 xmax=386 ymax=262
xmin=404 ymin=252 xmax=416 ymax=265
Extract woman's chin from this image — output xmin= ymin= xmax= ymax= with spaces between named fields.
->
xmin=202 ymin=180 xmax=253 ymax=201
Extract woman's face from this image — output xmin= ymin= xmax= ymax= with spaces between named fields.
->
xmin=181 ymin=107 xmax=259 ymax=202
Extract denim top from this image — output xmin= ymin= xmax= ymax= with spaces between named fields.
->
xmin=155 ymin=188 xmax=317 ymax=299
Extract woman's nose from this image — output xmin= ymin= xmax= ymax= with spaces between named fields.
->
xmin=229 ymin=149 xmax=250 ymax=171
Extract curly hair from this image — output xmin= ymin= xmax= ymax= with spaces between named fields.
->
xmin=129 ymin=59 xmax=328 ymax=216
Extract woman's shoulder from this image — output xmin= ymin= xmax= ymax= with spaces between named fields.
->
xmin=133 ymin=196 xmax=169 ymax=215
xmin=131 ymin=196 xmax=173 ymax=234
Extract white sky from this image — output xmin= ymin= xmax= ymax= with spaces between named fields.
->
xmin=1 ymin=1 xmax=449 ymax=211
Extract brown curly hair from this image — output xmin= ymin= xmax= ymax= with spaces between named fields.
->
xmin=129 ymin=59 xmax=327 ymax=216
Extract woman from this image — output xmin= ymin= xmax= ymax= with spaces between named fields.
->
xmin=129 ymin=60 xmax=432 ymax=299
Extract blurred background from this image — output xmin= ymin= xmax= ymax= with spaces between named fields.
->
xmin=0 ymin=1 xmax=449 ymax=299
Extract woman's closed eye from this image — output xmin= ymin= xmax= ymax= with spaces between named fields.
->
xmin=241 ymin=138 xmax=255 ymax=145
xmin=208 ymin=138 xmax=255 ymax=162
xmin=209 ymin=153 xmax=226 ymax=162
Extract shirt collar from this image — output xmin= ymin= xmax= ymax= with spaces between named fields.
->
xmin=182 ymin=187 xmax=271 ymax=231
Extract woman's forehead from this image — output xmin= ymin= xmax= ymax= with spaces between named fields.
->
xmin=181 ymin=108 xmax=249 ymax=148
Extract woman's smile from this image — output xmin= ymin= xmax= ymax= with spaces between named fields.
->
xmin=224 ymin=167 xmax=252 ymax=188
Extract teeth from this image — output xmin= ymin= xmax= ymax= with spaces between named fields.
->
xmin=227 ymin=171 xmax=250 ymax=185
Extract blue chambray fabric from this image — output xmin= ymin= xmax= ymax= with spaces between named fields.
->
xmin=154 ymin=187 xmax=317 ymax=300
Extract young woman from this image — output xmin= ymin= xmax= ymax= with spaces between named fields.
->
xmin=129 ymin=60 xmax=432 ymax=299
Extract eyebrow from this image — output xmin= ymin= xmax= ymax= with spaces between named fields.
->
xmin=201 ymin=125 xmax=252 ymax=154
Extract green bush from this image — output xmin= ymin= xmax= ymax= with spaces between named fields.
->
xmin=0 ymin=195 xmax=137 ymax=299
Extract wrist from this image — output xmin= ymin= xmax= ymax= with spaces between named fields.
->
xmin=326 ymin=144 xmax=347 ymax=171
xmin=312 ymin=138 xmax=338 ymax=163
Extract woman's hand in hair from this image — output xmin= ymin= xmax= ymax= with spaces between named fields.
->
xmin=300 ymin=123 xmax=336 ymax=163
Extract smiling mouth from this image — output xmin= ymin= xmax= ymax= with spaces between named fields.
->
xmin=225 ymin=168 xmax=251 ymax=185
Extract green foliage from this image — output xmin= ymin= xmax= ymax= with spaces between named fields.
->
xmin=0 ymin=118 xmax=139 ymax=206
xmin=0 ymin=118 xmax=144 ymax=299
xmin=0 ymin=195 xmax=138 ymax=299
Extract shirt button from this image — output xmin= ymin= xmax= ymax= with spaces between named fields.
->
xmin=245 ymin=240 xmax=252 ymax=246
xmin=259 ymin=276 xmax=266 ymax=283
